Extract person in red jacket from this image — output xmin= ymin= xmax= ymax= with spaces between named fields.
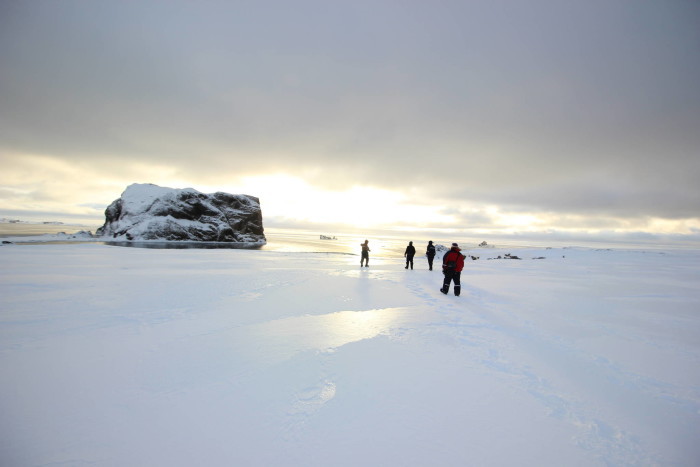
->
xmin=441 ymin=243 xmax=465 ymax=296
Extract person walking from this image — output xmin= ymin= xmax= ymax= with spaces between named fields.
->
xmin=404 ymin=241 xmax=416 ymax=269
xmin=360 ymin=240 xmax=370 ymax=267
xmin=441 ymin=243 xmax=465 ymax=296
xmin=426 ymin=240 xmax=436 ymax=271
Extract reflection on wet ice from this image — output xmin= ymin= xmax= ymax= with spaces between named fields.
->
xmin=241 ymin=307 xmax=422 ymax=361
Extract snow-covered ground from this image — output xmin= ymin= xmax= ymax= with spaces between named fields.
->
xmin=1 ymin=242 xmax=699 ymax=466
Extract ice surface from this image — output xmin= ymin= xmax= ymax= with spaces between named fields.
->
xmin=1 ymin=243 xmax=699 ymax=466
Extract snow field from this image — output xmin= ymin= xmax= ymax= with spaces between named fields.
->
xmin=1 ymin=244 xmax=699 ymax=466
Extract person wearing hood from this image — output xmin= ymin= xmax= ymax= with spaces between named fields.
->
xmin=441 ymin=243 xmax=465 ymax=296
xmin=426 ymin=240 xmax=436 ymax=271
xmin=404 ymin=241 xmax=416 ymax=269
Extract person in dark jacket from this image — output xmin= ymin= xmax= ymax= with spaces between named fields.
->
xmin=441 ymin=243 xmax=465 ymax=296
xmin=360 ymin=239 xmax=370 ymax=267
xmin=404 ymin=241 xmax=416 ymax=269
xmin=426 ymin=241 xmax=436 ymax=271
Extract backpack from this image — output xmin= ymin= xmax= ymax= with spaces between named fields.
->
xmin=444 ymin=251 xmax=458 ymax=269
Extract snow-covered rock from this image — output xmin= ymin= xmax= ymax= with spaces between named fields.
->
xmin=96 ymin=183 xmax=265 ymax=243
xmin=434 ymin=244 xmax=450 ymax=255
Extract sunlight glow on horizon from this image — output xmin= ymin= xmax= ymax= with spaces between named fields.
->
xmin=232 ymin=173 xmax=454 ymax=230
xmin=1 ymin=158 xmax=699 ymax=240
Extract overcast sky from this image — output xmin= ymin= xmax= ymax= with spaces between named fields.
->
xmin=1 ymin=1 xmax=699 ymax=238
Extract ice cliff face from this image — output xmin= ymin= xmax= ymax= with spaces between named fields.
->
xmin=96 ymin=184 xmax=265 ymax=243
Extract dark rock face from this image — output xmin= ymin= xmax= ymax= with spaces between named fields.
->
xmin=96 ymin=184 xmax=265 ymax=243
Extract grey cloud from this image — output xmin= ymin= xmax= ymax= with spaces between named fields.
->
xmin=1 ymin=0 xmax=699 ymax=226
xmin=437 ymin=207 xmax=496 ymax=229
xmin=449 ymin=165 xmax=700 ymax=220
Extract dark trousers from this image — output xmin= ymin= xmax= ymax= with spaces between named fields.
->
xmin=361 ymin=252 xmax=369 ymax=267
xmin=427 ymin=255 xmax=435 ymax=270
xmin=442 ymin=270 xmax=461 ymax=296
xmin=405 ymin=255 xmax=414 ymax=269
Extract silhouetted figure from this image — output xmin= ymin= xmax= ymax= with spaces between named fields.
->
xmin=441 ymin=243 xmax=465 ymax=296
xmin=426 ymin=241 xmax=436 ymax=271
xmin=404 ymin=241 xmax=416 ymax=269
xmin=360 ymin=240 xmax=370 ymax=267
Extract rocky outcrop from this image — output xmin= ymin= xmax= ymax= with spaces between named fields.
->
xmin=96 ymin=183 xmax=265 ymax=243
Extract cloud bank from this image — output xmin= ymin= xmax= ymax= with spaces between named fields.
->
xmin=1 ymin=0 xmax=699 ymax=236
